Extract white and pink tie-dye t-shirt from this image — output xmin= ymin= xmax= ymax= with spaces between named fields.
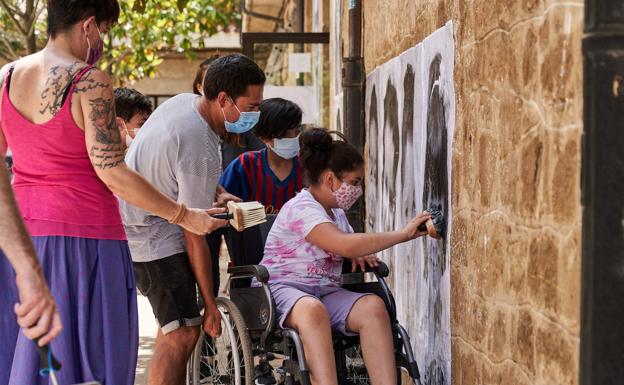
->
xmin=261 ymin=189 xmax=353 ymax=287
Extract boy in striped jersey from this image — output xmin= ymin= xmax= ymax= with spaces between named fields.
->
xmin=220 ymin=98 xmax=304 ymax=214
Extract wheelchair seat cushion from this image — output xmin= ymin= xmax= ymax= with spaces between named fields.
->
xmin=269 ymin=281 xmax=372 ymax=336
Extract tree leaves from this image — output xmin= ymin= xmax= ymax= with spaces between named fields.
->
xmin=102 ymin=0 xmax=240 ymax=85
xmin=0 ymin=0 xmax=239 ymax=85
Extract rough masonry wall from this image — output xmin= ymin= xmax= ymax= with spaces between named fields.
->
xmin=363 ymin=1 xmax=583 ymax=384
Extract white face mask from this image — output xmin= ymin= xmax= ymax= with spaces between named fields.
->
xmin=268 ymin=135 xmax=300 ymax=159
xmin=121 ymin=120 xmax=138 ymax=148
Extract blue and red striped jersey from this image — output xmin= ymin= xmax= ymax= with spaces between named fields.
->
xmin=220 ymin=148 xmax=304 ymax=214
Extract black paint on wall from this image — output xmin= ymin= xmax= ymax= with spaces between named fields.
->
xmin=367 ymin=86 xmax=379 ymax=231
xmin=383 ymin=79 xmax=399 ymax=229
xmin=422 ymin=53 xmax=449 ymax=385
xmin=401 ymin=64 xmax=416 ymax=224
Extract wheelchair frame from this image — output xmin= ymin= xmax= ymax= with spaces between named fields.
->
xmin=225 ymin=261 xmax=422 ymax=385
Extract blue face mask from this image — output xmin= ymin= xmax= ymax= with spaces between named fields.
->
xmin=268 ymin=135 xmax=300 ymax=159
xmin=221 ymin=98 xmax=260 ymax=134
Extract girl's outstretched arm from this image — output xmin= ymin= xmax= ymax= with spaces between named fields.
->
xmin=306 ymin=211 xmax=431 ymax=258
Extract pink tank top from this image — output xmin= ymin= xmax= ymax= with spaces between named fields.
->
xmin=1 ymin=65 xmax=126 ymax=240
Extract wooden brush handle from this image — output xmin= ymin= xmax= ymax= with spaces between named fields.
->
xmin=419 ymin=219 xmax=441 ymax=239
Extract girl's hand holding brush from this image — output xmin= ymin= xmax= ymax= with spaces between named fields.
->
xmin=402 ymin=212 xmax=432 ymax=240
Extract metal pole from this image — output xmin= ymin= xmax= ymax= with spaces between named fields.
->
xmin=342 ymin=0 xmax=365 ymax=232
xmin=295 ymin=0 xmax=305 ymax=86
xmin=581 ymin=1 xmax=624 ymax=384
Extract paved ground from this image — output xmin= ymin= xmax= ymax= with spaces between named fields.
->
xmin=135 ymin=295 xmax=157 ymax=385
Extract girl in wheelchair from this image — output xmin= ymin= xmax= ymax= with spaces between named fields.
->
xmin=258 ymin=128 xmax=431 ymax=385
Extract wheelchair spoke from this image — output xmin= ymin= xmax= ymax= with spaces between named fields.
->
xmin=196 ymin=307 xmax=244 ymax=384
xmin=344 ymin=346 xmax=371 ymax=385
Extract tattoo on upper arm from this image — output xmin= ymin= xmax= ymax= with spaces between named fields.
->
xmin=87 ymin=86 xmax=124 ymax=170
xmin=89 ymin=143 xmax=125 ymax=170
xmin=73 ymin=70 xmax=108 ymax=95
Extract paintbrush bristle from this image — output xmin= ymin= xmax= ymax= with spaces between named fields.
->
xmin=227 ymin=201 xmax=267 ymax=231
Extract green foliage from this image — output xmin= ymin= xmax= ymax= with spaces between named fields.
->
xmin=0 ymin=0 xmax=47 ymax=61
xmin=103 ymin=0 xmax=239 ymax=84
xmin=0 ymin=0 xmax=239 ymax=84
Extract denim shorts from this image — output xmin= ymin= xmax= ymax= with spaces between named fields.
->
xmin=269 ymin=281 xmax=371 ymax=336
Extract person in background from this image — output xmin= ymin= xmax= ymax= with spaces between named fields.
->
xmin=121 ymin=53 xmax=265 ymax=385
xmin=114 ymin=87 xmax=152 ymax=149
xmin=193 ymin=55 xmax=264 ymax=166
xmin=0 ymin=1 xmax=221 ymax=383
xmin=4 ymin=148 xmax=12 ymax=180
xmin=196 ymin=56 xmax=266 ymax=297
xmin=220 ymin=97 xmax=304 ymax=215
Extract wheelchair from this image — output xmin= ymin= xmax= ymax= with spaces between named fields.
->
xmin=187 ymin=215 xmax=422 ymax=385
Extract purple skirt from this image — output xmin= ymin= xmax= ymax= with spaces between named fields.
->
xmin=0 ymin=236 xmax=138 ymax=385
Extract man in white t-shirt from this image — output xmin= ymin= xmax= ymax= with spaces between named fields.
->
xmin=120 ymin=54 xmax=265 ymax=385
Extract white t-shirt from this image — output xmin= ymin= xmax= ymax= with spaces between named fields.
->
xmin=261 ymin=189 xmax=353 ymax=286
xmin=120 ymin=93 xmax=221 ymax=262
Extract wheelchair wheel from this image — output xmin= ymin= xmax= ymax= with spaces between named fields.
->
xmin=187 ymin=297 xmax=254 ymax=385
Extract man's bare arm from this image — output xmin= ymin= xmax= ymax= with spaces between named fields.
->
xmin=0 ymin=155 xmax=38 ymax=274
xmin=183 ymin=227 xmax=222 ymax=338
xmin=0 ymin=162 xmax=62 ymax=345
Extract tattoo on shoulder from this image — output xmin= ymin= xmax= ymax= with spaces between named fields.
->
xmin=39 ymin=62 xmax=82 ymax=116
xmin=87 ymin=87 xmax=124 ymax=170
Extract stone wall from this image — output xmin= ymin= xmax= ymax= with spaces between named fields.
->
xmin=362 ymin=1 xmax=583 ymax=384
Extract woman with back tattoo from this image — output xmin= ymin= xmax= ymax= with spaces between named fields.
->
xmin=0 ymin=1 xmax=227 ymax=384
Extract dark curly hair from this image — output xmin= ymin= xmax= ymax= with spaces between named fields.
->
xmin=202 ymin=54 xmax=266 ymax=101
xmin=299 ymin=128 xmax=364 ymax=185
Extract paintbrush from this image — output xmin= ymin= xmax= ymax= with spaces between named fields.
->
xmin=418 ymin=204 xmax=446 ymax=239
xmin=211 ymin=201 xmax=267 ymax=232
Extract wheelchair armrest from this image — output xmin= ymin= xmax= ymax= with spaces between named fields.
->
xmin=227 ymin=264 xmax=269 ymax=283
xmin=352 ymin=261 xmax=389 ymax=277
xmin=369 ymin=261 xmax=389 ymax=277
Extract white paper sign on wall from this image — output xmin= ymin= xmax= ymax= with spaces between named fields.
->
xmin=264 ymin=85 xmax=318 ymax=124
xmin=288 ymin=53 xmax=312 ymax=73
